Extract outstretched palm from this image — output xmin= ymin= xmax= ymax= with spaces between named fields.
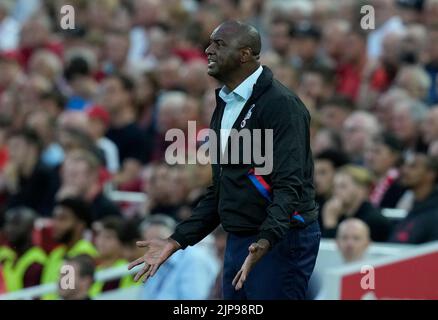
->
xmin=128 ymin=238 xmax=181 ymax=283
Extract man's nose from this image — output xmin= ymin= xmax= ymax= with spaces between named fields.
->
xmin=205 ymin=44 xmax=213 ymax=55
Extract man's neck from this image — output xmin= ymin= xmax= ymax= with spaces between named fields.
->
xmin=413 ymin=182 xmax=435 ymax=202
xmin=223 ymin=64 xmax=261 ymax=91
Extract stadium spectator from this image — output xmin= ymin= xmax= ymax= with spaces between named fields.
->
xmin=336 ymin=218 xmax=371 ymax=263
xmin=89 ymin=216 xmax=135 ymax=298
xmin=0 ymin=2 xmax=20 ymax=52
xmin=42 ymin=197 xmax=97 ymax=299
xmin=389 ymin=99 xmax=428 ymax=150
xmin=389 ymin=152 xmax=438 ymax=243
xmin=58 ymin=254 xmax=95 ymax=300
xmin=425 ymin=26 xmax=438 ymax=105
xmin=319 ymin=95 xmax=354 ymax=134
xmin=119 ymin=217 xmax=144 ymax=263
xmin=25 ymin=110 xmax=64 ymax=168
xmin=101 ymin=74 xmax=151 ymax=167
xmin=421 ymin=106 xmax=438 ymax=144
xmin=290 ymin=21 xmax=330 ymax=73
xmin=85 ymin=105 xmax=120 ymax=174
xmin=139 ymin=214 xmax=219 ymax=300
xmin=1 ymin=207 xmax=47 ymax=292
xmin=365 ymin=133 xmax=407 ymax=208
xmin=57 ymin=149 xmax=120 ymax=221
xmin=314 ymin=149 xmax=349 ymax=225
xmin=342 ymin=111 xmax=381 ymax=164
xmin=321 ymin=165 xmax=392 ymax=242
xmin=2 ymin=129 xmax=56 ymax=216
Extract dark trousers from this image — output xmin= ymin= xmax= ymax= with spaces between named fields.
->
xmin=222 ymin=221 xmax=321 ymax=300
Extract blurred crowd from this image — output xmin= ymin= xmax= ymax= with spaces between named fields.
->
xmin=1 ymin=0 xmax=438 ymax=299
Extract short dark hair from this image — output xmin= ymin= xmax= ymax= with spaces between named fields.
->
xmin=56 ymin=197 xmax=92 ymax=228
xmin=119 ymin=217 xmax=142 ymax=246
xmin=8 ymin=128 xmax=43 ymax=153
xmin=108 ymin=73 xmax=135 ymax=93
xmin=374 ymin=133 xmax=404 ymax=154
xmin=301 ymin=66 xmax=335 ymax=85
xmin=64 ymin=56 xmax=91 ymax=81
xmin=315 ymin=149 xmax=349 ymax=169
xmin=321 ymin=95 xmax=355 ymax=111
xmin=100 ymin=216 xmax=125 ymax=241
xmin=65 ymin=254 xmax=95 ymax=280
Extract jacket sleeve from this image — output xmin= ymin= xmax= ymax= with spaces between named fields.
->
xmin=170 ymin=170 xmax=220 ymax=249
xmin=256 ymin=95 xmax=312 ymax=247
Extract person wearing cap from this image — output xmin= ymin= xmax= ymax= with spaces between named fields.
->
xmin=41 ymin=197 xmax=98 ymax=299
xmin=290 ymin=20 xmax=331 ymax=73
xmin=321 ymin=165 xmax=392 ymax=242
xmin=365 ymin=133 xmax=407 ymax=209
xmin=86 ymin=105 xmax=120 ymax=174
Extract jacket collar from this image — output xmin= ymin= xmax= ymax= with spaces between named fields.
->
xmin=214 ymin=65 xmax=274 ymax=108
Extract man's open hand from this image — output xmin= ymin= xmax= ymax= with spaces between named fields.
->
xmin=232 ymin=239 xmax=270 ymax=290
xmin=127 ymin=238 xmax=181 ymax=283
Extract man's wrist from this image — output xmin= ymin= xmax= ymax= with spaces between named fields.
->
xmin=257 ymin=238 xmax=271 ymax=251
xmin=168 ymin=237 xmax=182 ymax=252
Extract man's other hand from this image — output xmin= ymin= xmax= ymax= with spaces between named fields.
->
xmin=127 ymin=238 xmax=181 ymax=283
xmin=232 ymin=239 xmax=270 ymax=290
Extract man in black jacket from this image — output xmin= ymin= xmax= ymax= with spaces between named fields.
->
xmin=129 ymin=20 xmax=320 ymax=299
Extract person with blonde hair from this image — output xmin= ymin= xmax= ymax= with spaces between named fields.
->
xmin=321 ymin=165 xmax=392 ymax=241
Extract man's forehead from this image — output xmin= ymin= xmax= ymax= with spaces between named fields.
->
xmin=210 ymin=24 xmax=239 ymax=41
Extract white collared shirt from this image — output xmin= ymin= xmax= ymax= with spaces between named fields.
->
xmin=218 ymin=65 xmax=263 ymax=154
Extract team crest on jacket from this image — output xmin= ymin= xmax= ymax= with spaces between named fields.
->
xmin=241 ymin=104 xmax=256 ymax=128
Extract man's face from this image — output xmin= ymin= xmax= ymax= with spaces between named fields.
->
xmin=95 ymin=228 xmax=122 ymax=259
xmin=320 ymin=105 xmax=350 ymax=131
xmin=100 ymin=78 xmax=129 ymax=113
xmin=333 ymin=173 xmax=358 ymax=207
xmin=58 ymin=261 xmax=80 ymax=300
xmin=390 ymin=107 xmax=416 ymax=143
xmin=336 ymin=222 xmax=370 ymax=263
xmin=342 ymin=118 xmax=369 ymax=156
xmin=364 ymin=142 xmax=397 ymax=176
xmin=400 ymin=154 xmax=430 ymax=188
xmin=298 ymin=72 xmax=325 ymax=102
xmin=314 ymin=159 xmax=336 ymax=197
xmin=269 ymin=22 xmax=290 ymax=55
xmin=62 ymin=158 xmax=94 ymax=193
xmin=205 ymin=24 xmax=241 ymax=80
xmin=52 ymin=206 xmax=78 ymax=243
xmin=58 ymin=261 xmax=91 ymax=300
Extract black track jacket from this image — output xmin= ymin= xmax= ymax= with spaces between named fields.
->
xmin=171 ymin=66 xmax=318 ymax=249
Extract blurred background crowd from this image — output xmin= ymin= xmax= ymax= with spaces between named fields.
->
xmin=1 ymin=0 xmax=438 ymax=299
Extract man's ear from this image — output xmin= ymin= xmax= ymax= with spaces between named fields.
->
xmin=240 ymin=47 xmax=253 ymax=63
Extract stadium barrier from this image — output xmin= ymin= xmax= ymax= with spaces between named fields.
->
xmin=320 ymin=241 xmax=438 ymax=299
